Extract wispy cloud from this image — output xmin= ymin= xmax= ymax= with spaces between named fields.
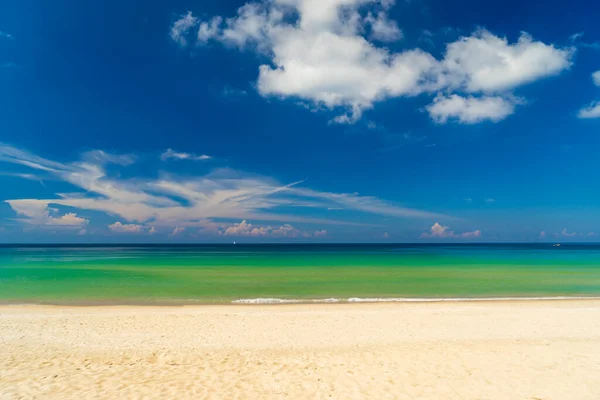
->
xmin=569 ymin=32 xmax=600 ymax=50
xmin=0 ymin=143 xmax=448 ymax=234
xmin=223 ymin=86 xmax=248 ymax=97
xmin=161 ymin=148 xmax=212 ymax=161
xmin=170 ymin=12 xmax=197 ymax=47
xmin=170 ymin=227 xmax=185 ymax=236
xmin=0 ymin=31 xmax=13 ymax=40
xmin=421 ymin=222 xmax=481 ymax=239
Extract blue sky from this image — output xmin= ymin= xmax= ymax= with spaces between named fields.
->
xmin=0 ymin=0 xmax=599 ymax=243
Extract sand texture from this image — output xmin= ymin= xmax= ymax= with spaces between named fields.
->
xmin=2 ymin=300 xmax=600 ymax=399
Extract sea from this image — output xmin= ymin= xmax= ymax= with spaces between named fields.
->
xmin=1 ymin=244 xmax=600 ymax=304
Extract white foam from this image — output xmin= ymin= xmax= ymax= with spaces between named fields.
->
xmin=232 ymin=298 xmax=341 ymax=304
xmin=232 ymin=296 xmax=600 ymax=304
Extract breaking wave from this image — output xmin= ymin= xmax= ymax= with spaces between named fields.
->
xmin=232 ymin=296 xmax=600 ymax=304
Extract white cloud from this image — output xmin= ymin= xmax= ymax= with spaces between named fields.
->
xmin=6 ymin=200 xmax=89 ymax=227
xmin=593 ymin=71 xmax=600 ymax=87
xmin=49 ymin=213 xmax=89 ymax=226
xmin=161 ymin=149 xmax=212 ymax=161
xmin=577 ymin=101 xmax=600 ymax=119
xmin=441 ymin=30 xmax=573 ymax=93
xmin=84 ymin=150 xmax=136 ymax=166
xmin=174 ymin=1 xmax=572 ymax=124
xmin=222 ymin=220 xmax=322 ymax=238
xmin=170 ymin=227 xmax=185 ymax=236
xmin=1 ymin=143 xmax=447 ymax=235
xmin=198 ymin=16 xmax=223 ymax=42
xmin=485 ymin=198 xmax=496 ymax=203
xmin=109 ymin=222 xmax=144 ymax=233
xmin=427 ymin=94 xmax=517 ymax=124
xmin=271 ymin=224 xmax=300 ymax=237
xmin=421 ymin=222 xmax=481 ymax=239
xmin=171 ymin=11 xmax=198 ymax=47
xmin=365 ymin=11 xmax=402 ymax=42
xmin=149 ymin=226 xmax=158 ymax=234
xmin=0 ymin=31 xmax=13 ymax=39
xmin=223 ymin=220 xmax=271 ymax=237
xmin=561 ymin=228 xmax=577 ymax=237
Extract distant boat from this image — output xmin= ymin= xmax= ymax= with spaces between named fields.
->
xmin=553 ymin=244 xmax=561 ymax=247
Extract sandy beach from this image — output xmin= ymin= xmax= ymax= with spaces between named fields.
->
xmin=2 ymin=300 xmax=600 ymax=399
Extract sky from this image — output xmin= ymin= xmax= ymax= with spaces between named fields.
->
xmin=0 ymin=0 xmax=599 ymax=243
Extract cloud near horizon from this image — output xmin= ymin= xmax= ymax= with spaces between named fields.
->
xmin=171 ymin=0 xmax=573 ymax=125
xmin=421 ymin=222 xmax=482 ymax=239
xmin=0 ymin=143 xmax=448 ymax=237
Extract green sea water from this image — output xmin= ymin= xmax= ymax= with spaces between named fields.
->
xmin=1 ymin=244 xmax=600 ymax=304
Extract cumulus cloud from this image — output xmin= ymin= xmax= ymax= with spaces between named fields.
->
xmin=6 ymin=199 xmax=89 ymax=227
xmin=365 ymin=11 xmax=402 ymax=42
xmin=161 ymin=149 xmax=212 ymax=161
xmin=593 ymin=71 xmax=600 ymax=87
xmin=427 ymin=95 xmax=517 ymax=124
xmin=577 ymin=101 xmax=600 ymax=119
xmin=222 ymin=220 xmax=326 ymax=238
xmin=222 ymin=220 xmax=299 ymax=237
xmin=421 ymin=222 xmax=481 ymax=239
xmin=223 ymin=220 xmax=268 ymax=237
xmin=441 ymin=30 xmax=572 ymax=93
xmin=109 ymin=222 xmax=144 ymax=233
xmin=48 ymin=213 xmax=89 ymax=226
xmin=172 ymin=1 xmax=573 ymax=124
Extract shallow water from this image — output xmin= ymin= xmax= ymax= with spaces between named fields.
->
xmin=2 ymin=244 xmax=600 ymax=304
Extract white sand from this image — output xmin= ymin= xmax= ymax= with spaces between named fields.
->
xmin=2 ymin=300 xmax=600 ymax=399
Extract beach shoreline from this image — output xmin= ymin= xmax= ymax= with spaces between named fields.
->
xmin=3 ymin=295 xmax=600 ymax=307
xmin=2 ymin=300 xmax=600 ymax=399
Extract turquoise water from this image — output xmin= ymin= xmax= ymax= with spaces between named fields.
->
xmin=1 ymin=244 xmax=600 ymax=304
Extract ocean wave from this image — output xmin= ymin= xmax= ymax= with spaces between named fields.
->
xmin=232 ymin=298 xmax=342 ymax=304
xmin=232 ymin=296 xmax=600 ymax=304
